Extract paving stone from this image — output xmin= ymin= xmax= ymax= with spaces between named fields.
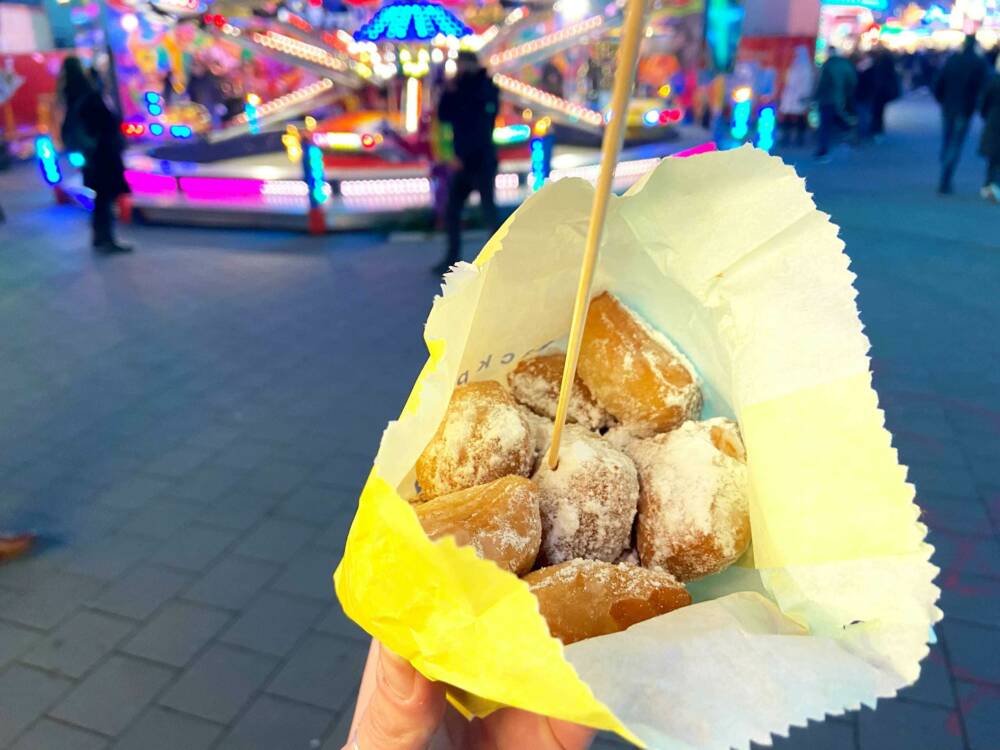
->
xmin=314 ymin=603 xmax=367 ymax=643
xmin=159 ymin=644 xmax=278 ymax=724
xmin=149 ymin=523 xmax=238 ymax=572
xmin=899 ymin=644 xmax=955 ymax=708
xmin=220 ymin=591 xmax=324 ymax=656
xmin=236 ymin=519 xmax=316 ymax=564
xmin=194 ymin=490 xmax=279 ymax=533
xmin=927 ymin=530 xmax=1000 ymax=578
xmin=320 ymin=708 xmax=354 ymax=750
xmin=50 ymin=655 xmax=174 ymax=736
xmin=0 ymin=572 xmax=105 ymax=630
xmin=119 ymin=498 xmax=202 ymax=540
xmin=87 ymin=564 xmax=191 ymax=621
xmin=168 ymin=465 xmax=245 ymax=505
xmin=942 ymin=620 xmax=1000 ymax=686
xmin=143 ymin=445 xmax=215 ymax=478
xmin=920 ymin=494 xmax=995 ymax=537
xmin=269 ymin=546 xmax=339 ymax=601
xmin=0 ymin=621 xmax=41 ymax=668
xmin=937 ymin=571 xmax=1000 ymax=628
xmin=266 ymin=633 xmax=367 ymax=712
xmin=275 ymin=483 xmax=347 ymax=524
xmin=94 ymin=477 xmax=172 ymax=511
xmin=21 ymin=610 xmax=134 ymax=679
xmin=120 ymin=601 xmax=231 ymax=667
xmin=754 ymin=721 xmax=860 ymax=750
xmin=858 ymin=700 xmax=963 ymax=750
xmin=215 ymin=695 xmax=332 ymax=750
xmin=9 ymin=719 xmax=108 ymax=750
xmin=111 ymin=707 xmax=222 ymax=750
xmin=63 ymin=533 xmax=157 ymax=581
xmin=212 ymin=441 xmax=277 ymax=471
xmin=182 ymin=555 xmax=281 ymax=611
xmin=956 ymin=680 xmax=1000 ymax=750
xmin=0 ymin=665 xmax=73 ymax=747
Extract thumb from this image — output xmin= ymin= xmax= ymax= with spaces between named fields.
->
xmin=351 ymin=643 xmax=446 ymax=750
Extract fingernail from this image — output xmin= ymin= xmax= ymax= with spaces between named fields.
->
xmin=379 ymin=646 xmax=417 ymax=701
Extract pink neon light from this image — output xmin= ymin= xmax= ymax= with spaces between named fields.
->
xmin=178 ymin=177 xmax=265 ymax=201
xmin=671 ymin=142 xmax=717 ymax=159
xmin=125 ymin=170 xmax=177 ymax=195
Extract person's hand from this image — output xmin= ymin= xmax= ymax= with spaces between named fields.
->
xmin=345 ymin=639 xmax=595 ymax=750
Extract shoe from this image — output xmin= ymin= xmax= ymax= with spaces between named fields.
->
xmin=94 ymin=241 xmax=133 ymax=254
xmin=980 ymin=185 xmax=1000 ymax=203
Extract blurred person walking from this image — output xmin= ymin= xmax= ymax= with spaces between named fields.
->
xmin=59 ymin=56 xmax=132 ymax=253
xmin=779 ymin=46 xmax=814 ymax=147
xmin=934 ymin=35 xmax=988 ymax=194
xmin=978 ymin=56 xmax=1000 ymax=203
xmin=869 ymin=46 xmax=900 ymax=139
xmin=434 ymin=51 xmax=499 ymax=275
xmin=814 ymin=47 xmax=857 ymax=160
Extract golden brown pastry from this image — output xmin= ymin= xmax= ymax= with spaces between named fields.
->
xmin=525 ymin=559 xmax=691 ymax=644
xmin=532 ymin=426 xmax=638 ymax=565
xmin=578 ymin=292 xmax=701 ymax=435
xmin=507 ymin=353 xmax=611 ymax=430
xmin=628 ymin=418 xmax=750 ymax=581
xmin=414 ymin=476 xmax=542 ymax=575
xmin=416 ymin=381 xmax=533 ymax=498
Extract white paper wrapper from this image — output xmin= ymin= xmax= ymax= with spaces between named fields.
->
xmin=337 ymin=146 xmax=941 ymax=749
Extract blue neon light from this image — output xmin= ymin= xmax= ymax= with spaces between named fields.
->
xmin=149 ymin=123 xmax=164 ymax=136
xmin=35 ymin=136 xmax=62 ymax=186
xmin=642 ymin=109 xmax=660 ymax=127
xmin=354 ymin=1 xmax=472 ymax=42
xmin=755 ymin=105 xmax=776 ymax=152
xmin=304 ymin=145 xmax=328 ymax=205
xmin=169 ymin=125 xmax=193 ymax=139
xmin=730 ymin=99 xmax=751 ymax=141
xmin=245 ymin=100 xmax=260 ymax=135
xmin=144 ymin=91 xmax=161 ymax=105
xmin=67 ymin=151 xmax=86 ymax=168
xmin=530 ymin=137 xmax=546 ymax=192
xmin=148 ymin=104 xmax=163 ymax=116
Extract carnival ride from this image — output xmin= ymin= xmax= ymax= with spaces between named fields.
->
xmin=40 ymin=0 xmax=718 ymax=232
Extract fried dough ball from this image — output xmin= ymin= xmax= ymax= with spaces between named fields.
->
xmin=532 ymin=426 xmax=639 ymax=565
xmin=416 ymin=381 xmax=533 ymax=498
xmin=525 ymin=559 xmax=691 ymax=644
xmin=578 ymin=292 xmax=701 ymax=436
xmin=507 ymin=353 xmax=611 ymax=431
xmin=518 ymin=406 xmax=554 ymax=474
xmin=628 ymin=418 xmax=750 ymax=582
xmin=414 ymin=476 xmax=542 ymax=575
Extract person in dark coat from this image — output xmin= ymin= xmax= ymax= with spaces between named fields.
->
xmin=59 ymin=56 xmax=131 ymax=253
xmin=435 ymin=51 xmax=499 ymax=274
xmin=814 ymin=47 xmax=857 ymax=158
xmin=869 ymin=46 xmax=900 ymax=138
xmin=933 ymin=35 xmax=988 ymax=194
xmin=979 ymin=57 xmax=1000 ymax=202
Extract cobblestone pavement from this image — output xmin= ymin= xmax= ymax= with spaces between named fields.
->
xmin=0 ymin=93 xmax=998 ymax=750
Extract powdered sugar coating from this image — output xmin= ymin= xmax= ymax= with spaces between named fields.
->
xmin=508 ymin=353 xmax=611 ymax=430
xmin=416 ymin=381 xmax=533 ymax=498
xmin=414 ymin=475 xmax=541 ymax=575
xmin=532 ymin=426 xmax=639 ymax=565
xmin=578 ymin=292 xmax=702 ymax=436
xmin=627 ymin=418 xmax=750 ymax=581
xmin=518 ymin=406 xmax=555 ymax=474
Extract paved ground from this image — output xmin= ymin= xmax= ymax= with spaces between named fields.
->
xmin=0 ymin=92 xmax=997 ymax=750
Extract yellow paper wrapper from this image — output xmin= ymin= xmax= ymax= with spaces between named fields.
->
xmin=334 ymin=146 xmax=941 ymax=749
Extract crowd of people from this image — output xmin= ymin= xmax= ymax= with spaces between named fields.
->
xmin=779 ymin=36 xmax=1000 ymax=201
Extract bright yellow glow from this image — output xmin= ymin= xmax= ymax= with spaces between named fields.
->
xmin=658 ymin=84 xmax=671 ymax=97
xmin=534 ymin=116 xmax=552 ymax=136
xmin=404 ymin=76 xmax=420 ymax=134
xmin=282 ymin=125 xmax=302 ymax=163
xmin=522 ymin=108 xmax=533 ymax=120
xmin=246 ymin=93 xmax=262 ymax=106
xmin=313 ymin=131 xmax=364 ymax=150
xmin=400 ymin=48 xmax=412 ymax=62
xmin=304 ymin=115 xmax=317 ymax=131
xmin=732 ymin=86 xmax=752 ymax=103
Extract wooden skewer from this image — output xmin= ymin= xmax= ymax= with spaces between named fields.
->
xmin=546 ymin=0 xmax=648 ymax=470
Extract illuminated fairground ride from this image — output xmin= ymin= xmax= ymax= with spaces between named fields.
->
xmin=40 ymin=0 xmax=720 ymax=232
